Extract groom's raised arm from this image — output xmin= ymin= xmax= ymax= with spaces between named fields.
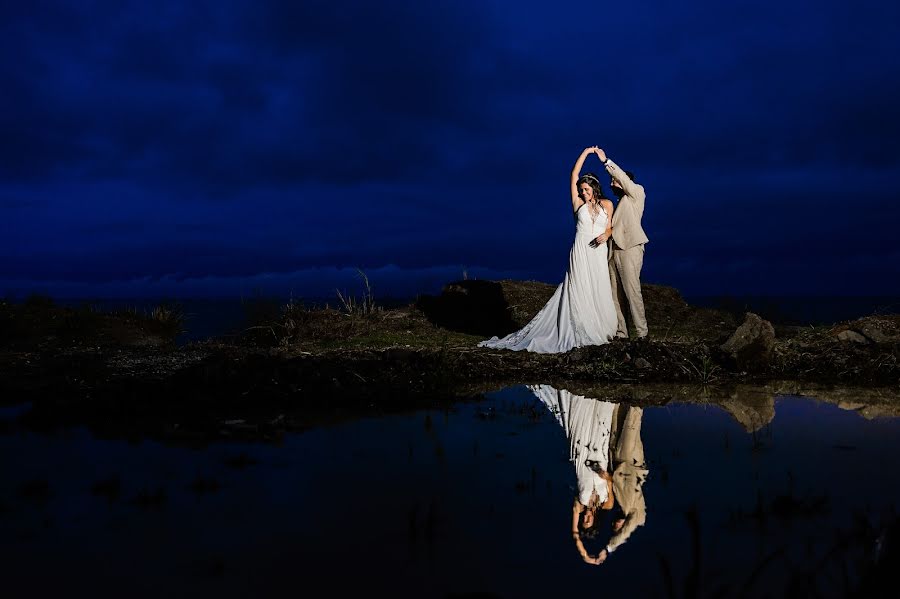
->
xmin=596 ymin=149 xmax=645 ymax=206
xmin=607 ymin=161 xmax=645 ymax=202
xmin=606 ymin=503 xmax=646 ymax=553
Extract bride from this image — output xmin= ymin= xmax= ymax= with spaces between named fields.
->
xmin=528 ymin=385 xmax=617 ymax=565
xmin=479 ymin=146 xmax=618 ymax=353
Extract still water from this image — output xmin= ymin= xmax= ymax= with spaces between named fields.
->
xmin=2 ymin=387 xmax=899 ymax=597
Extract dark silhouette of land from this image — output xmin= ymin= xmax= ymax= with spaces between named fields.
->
xmin=1 ymin=280 xmax=897 ymax=442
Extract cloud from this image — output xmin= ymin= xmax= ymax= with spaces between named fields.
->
xmin=1 ymin=0 xmax=899 ymax=297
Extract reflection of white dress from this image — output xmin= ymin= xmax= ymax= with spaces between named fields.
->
xmin=529 ymin=385 xmax=615 ymax=505
xmin=478 ymin=203 xmax=617 ymax=353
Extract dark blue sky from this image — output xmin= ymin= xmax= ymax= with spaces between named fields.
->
xmin=2 ymin=0 xmax=899 ymax=299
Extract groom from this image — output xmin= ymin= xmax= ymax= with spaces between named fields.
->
xmin=596 ymin=148 xmax=648 ymax=340
xmin=606 ymin=405 xmax=649 ymax=556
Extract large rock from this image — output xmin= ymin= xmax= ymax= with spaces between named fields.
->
xmin=415 ymin=280 xmax=520 ymax=337
xmin=853 ymin=316 xmax=900 ymax=344
xmin=720 ymin=312 xmax=776 ymax=371
xmin=837 ymin=330 xmax=869 ymax=344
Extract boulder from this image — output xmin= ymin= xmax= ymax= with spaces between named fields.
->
xmin=853 ymin=316 xmax=900 ymax=344
xmin=415 ymin=280 xmax=519 ymax=337
xmin=836 ymin=330 xmax=869 ymax=344
xmin=634 ymin=357 xmax=651 ymax=370
xmin=720 ymin=312 xmax=775 ymax=371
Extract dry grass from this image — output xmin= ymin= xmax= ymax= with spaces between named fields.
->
xmin=335 ymin=269 xmax=378 ymax=316
xmin=237 ymin=280 xmax=746 ymax=359
xmin=238 ymin=300 xmax=481 ymax=351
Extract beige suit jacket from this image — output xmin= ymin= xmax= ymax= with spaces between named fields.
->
xmin=605 ymin=159 xmax=649 ymax=250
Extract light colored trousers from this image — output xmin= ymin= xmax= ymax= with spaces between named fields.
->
xmin=613 ymin=407 xmax=645 ymax=468
xmin=608 ymin=243 xmax=648 ymax=338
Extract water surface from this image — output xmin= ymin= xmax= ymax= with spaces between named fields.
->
xmin=1 ymin=387 xmax=899 ymax=597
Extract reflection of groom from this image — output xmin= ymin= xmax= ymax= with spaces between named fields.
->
xmin=595 ymin=148 xmax=649 ymax=340
xmin=607 ymin=405 xmax=649 ymax=554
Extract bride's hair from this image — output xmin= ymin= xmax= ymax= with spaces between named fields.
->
xmin=578 ymin=507 xmax=602 ymax=539
xmin=577 ymin=173 xmax=606 ymax=201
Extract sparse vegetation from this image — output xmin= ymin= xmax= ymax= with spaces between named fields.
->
xmin=678 ymin=354 xmax=721 ymax=384
xmin=0 ymin=279 xmax=896 ymax=413
xmin=336 ymin=268 xmax=378 ymax=316
xmin=150 ymin=303 xmax=184 ymax=329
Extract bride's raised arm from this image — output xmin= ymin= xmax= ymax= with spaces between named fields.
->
xmin=570 ymin=146 xmax=596 ymax=211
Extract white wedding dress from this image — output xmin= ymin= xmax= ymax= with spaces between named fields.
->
xmin=529 ymin=385 xmax=615 ymax=505
xmin=478 ymin=203 xmax=617 ymax=353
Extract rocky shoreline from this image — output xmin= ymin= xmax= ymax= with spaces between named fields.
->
xmin=1 ymin=280 xmax=898 ymax=441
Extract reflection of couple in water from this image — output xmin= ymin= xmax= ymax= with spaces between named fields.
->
xmin=529 ymin=385 xmax=648 ymax=565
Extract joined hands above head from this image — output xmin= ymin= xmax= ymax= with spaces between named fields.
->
xmin=572 ymin=530 xmax=608 ymax=565
xmin=582 ymin=549 xmax=608 ymax=566
xmin=581 ymin=146 xmax=608 ymax=163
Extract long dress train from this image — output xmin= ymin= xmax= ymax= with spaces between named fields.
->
xmin=478 ymin=203 xmax=617 ymax=353
xmin=529 ymin=384 xmax=616 ymax=505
